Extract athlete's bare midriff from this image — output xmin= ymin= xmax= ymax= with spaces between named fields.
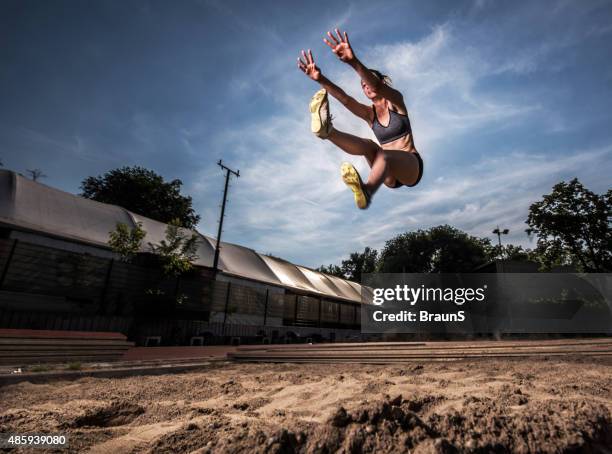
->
xmin=380 ymin=133 xmax=417 ymax=153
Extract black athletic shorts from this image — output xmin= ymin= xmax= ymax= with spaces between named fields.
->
xmin=392 ymin=151 xmax=423 ymax=188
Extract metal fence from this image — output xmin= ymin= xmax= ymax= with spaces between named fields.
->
xmin=0 ymin=237 xmax=361 ymax=344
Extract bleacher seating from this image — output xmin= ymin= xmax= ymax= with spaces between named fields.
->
xmin=0 ymin=329 xmax=134 ymax=365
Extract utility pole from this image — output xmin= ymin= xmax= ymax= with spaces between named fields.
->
xmin=26 ymin=168 xmax=46 ymax=181
xmin=212 ymin=160 xmax=239 ymax=277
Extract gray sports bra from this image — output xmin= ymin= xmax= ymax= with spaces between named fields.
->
xmin=371 ymin=105 xmax=412 ymax=145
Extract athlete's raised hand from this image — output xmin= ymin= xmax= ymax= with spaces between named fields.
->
xmin=297 ymin=49 xmax=321 ymax=81
xmin=324 ymin=29 xmax=355 ymax=63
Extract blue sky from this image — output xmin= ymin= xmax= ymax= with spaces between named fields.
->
xmin=1 ymin=0 xmax=611 ymax=268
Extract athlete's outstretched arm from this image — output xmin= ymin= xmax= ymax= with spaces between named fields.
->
xmin=297 ymin=49 xmax=371 ymax=123
xmin=323 ymin=29 xmax=405 ymax=110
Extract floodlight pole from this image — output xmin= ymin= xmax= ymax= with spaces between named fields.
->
xmin=212 ymin=160 xmax=239 ymax=278
xmin=492 ymin=226 xmax=508 ymax=248
xmin=492 ymin=225 xmax=509 ymax=273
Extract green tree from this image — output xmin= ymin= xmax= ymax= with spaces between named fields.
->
xmin=488 ymin=244 xmax=533 ymax=262
xmin=148 ymin=218 xmax=200 ymax=277
xmin=317 ymin=263 xmax=345 ymax=278
xmin=81 ymin=166 xmax=200 ymax=228
xmin=526 ymin=178 xmax=612 ymax=272
xmin=378 ymin=225 xmax=492 ymax=273
xmin=108 ymin=222 xmax=146 ymax=262
xmin=318 ymin=247 xmax=378 ymax=282
xmin=342 ymin=247 xmax=378 ymax=281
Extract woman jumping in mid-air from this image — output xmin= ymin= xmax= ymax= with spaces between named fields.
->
xmin=297 ymin=28 xmax=423 ymax=210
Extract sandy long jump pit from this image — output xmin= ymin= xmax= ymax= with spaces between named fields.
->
xmin=0 ymin=338 xmax=611 ymax=453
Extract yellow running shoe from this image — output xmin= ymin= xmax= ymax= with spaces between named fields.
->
xmin=309 ymin=88 xmax=333 ymax=139
xmin=341 ymin=162 xmax=371 ymax=209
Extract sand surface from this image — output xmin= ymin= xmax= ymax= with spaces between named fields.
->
xmin=0 ymin=357 xmax=611 ymax=453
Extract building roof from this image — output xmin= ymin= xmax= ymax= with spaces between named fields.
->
xmin=0 ymin=169 xmax=362 ymax=303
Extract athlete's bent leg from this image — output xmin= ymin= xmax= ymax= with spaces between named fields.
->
xmin=327 ymin=129 xmax=379 ymax=162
